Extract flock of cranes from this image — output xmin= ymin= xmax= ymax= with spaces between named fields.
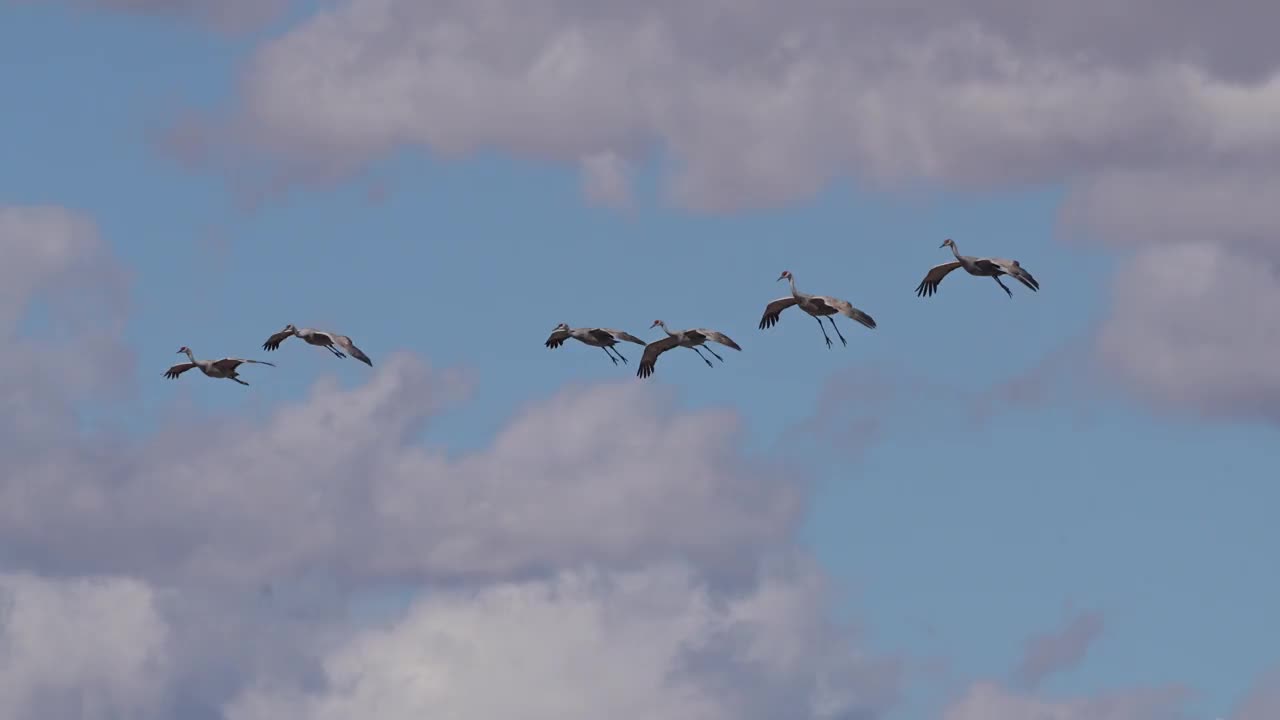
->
xmin=164 ymin=239 xmax=1038 ymax=385
xmin=163 ymin=325 xmax=373 ymax=386
xmin=550 ymin=238 xmax=1038 ymax=378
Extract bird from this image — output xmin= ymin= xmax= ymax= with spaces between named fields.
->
xmin=915 ymin=238 xmax=1040 ymax=298
xmin=164 ymin=347 xmax=275 ymax=386
xmin=544 ymin=323 xmax=646 ymax=365
xmin=261 ymin=324 xmax=373 ymax=366
xmin=637 ymin=320 xmax=742 ymax=379
xmin=759 ymin=270 xmax=877 ymax=349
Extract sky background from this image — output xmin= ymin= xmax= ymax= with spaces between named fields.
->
xmin=3 ymin=1 xmax=1279 ymax=719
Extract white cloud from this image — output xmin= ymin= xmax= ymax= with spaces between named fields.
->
xmin=172 ymin=0 xmax=1278 ymax=210
xmin=226 ymin=564 xmax=899 ymax=720
xmin=2 ymin=356 xmax=801 ymax=585
xmin=1096 ymin=243 xmax=1280 ymax=420
xmin=0 ymin=574 xmax=170 ymax=720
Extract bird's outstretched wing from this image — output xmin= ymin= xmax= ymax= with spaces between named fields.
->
xmin=989 ymin=258 xmax=1039 ymax=292
xmin=163 ymin=362 xmax=196 ymax=379
xmin=599 ymin=328 xmax=646 ymax=345
xmin=637 ymin=335 xmax=681 ymax=379
xmin=544 ymin=329 xmax=571 ymax=349
xmin=915 ymin=261 xmax=963 ymax=297
xmin=694 ymin=329 xmax=742 ymax=351
xmin=213 ymin=358 xmax=275 ymax=372
xmin=262 ymin=329 xmax=293 ymax=352
xmin=819 ymin=296 xmax=877 ymax=329
xmin=332 ymin=334 xmax=373 ymax=366
xmin=759 ymin=296 xmax=798 ymax=329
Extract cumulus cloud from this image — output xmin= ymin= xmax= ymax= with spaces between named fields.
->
xmin=170 ymin=0 xmax=1278 ymax=207
xmin=0 ymin=574 xmax=170 ymax=720
xmin=3 ymin=355 xmax=801 ymax=585
xmin=1096 ymin=243 xmax=1280 ymax=420
xmin=1012 ymin=610 xmax=1104 ymax=689
xmin=226 ymin=564 xmax=899 ymax=720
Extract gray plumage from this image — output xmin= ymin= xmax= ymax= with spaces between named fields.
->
xmin=760 ymin=270 xmax=876 ymax=349
xmin=544 ymin=323 xmax=646 ymax=365
xmin=637 ymin=320 xmax=741 ymax=379
xmin=916 ymin=239 xmax=1040 ymax=298
xmin=164 ymin=346 xmax=275 ymax=386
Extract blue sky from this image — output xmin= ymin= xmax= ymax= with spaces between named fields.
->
xmin=4 ymin=3 xmax=1279 ymax=719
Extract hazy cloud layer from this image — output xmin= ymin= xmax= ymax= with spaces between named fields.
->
xmin=943 ymin=682 xmax=1191 ymax=720
xmin=0 ymin=206 xmax=132 ymax=450
xmin=1232 ymin=666 xmax=1280 ymax=720
xmin=1012 ymin=610 xmax=1105 ymax=689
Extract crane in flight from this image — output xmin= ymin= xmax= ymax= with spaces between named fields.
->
xmin=163 ymin=347 xmax=275 ymax=386
xmin=262 ymin=324 xmax=373 ymax=366
xmin=544 ymin=323 xmax=646 ymax=365
xmin=915 ymin=239 xmax=1040 ymax=298
xmin=637 ymin=320 xmax=741 ymax=379
xmin=759 ymin=270 xmax=877 ymax=349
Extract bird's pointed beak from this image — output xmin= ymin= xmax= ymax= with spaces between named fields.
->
xmin=939 ymin=241 xmax=947 ymax=248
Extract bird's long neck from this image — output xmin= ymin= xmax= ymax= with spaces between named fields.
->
xmin=659 ymin=322 xmax=678 ymax=337
xmin=787 ymin=275 xmax=802 ymax=298
xmin=948 ymin=242 xmax=961 ymax=259
xmin=183 ymin=349 xmax=197 ymax=363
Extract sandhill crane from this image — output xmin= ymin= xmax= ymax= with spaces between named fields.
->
xmin=637 ymin=320 xmax=742 ymax=379
xmin=759 ymin=270 xmax=877 ymax=349
xmin=915 ymin=239 xmax=1040 ymax=298
xmin=262 ymin=324 xmax=373 ymax=366
xmin=544 ymin=323 xmax=646 ymax=365
xmin=164 ymin=347 xmax=275 ymax=386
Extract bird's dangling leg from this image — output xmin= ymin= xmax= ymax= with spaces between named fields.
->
xmin=994 ymin=276 xmax=1012 ymax=298
xmin=703 ymin=345 xmax=725 ymax=363
xmin=231 ymin=376 xmax=250 ymax=386
xmin=610 ymin=346 xmax=629 ymax=364
xmin=690 ymin=347 xmax=715 ymax=367
xmin=814 ymin=316 xmax=834 ymax=349
xmin=600 ymin=346 xmax=620 ymax=365
xmin=826 ymin=317 xmax=848 ymax=347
